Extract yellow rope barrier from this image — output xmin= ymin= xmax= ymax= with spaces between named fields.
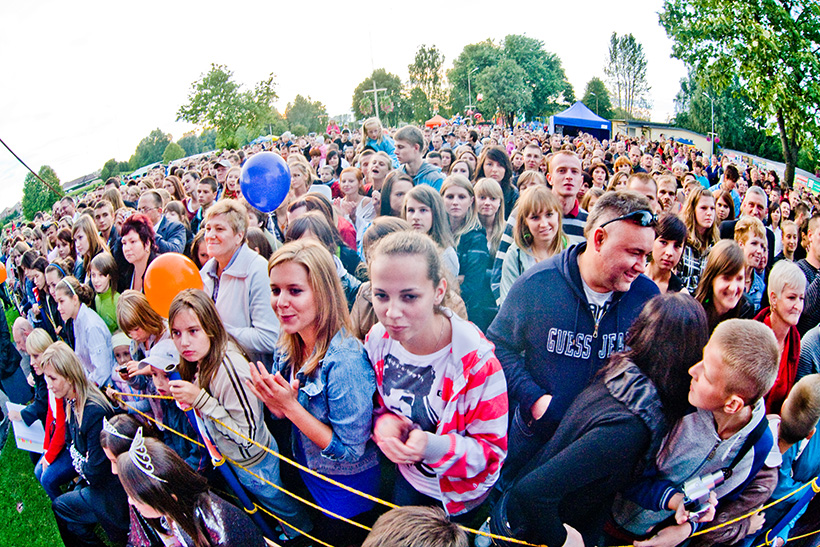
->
xmin=114 ymin=396 xmax=340 ymax=547
xmin=110 ymin=391 xmax=820 ymax=547
xmin=691 ymin=478 xmax=817 ymax=537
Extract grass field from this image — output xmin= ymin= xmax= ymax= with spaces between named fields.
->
xmin=0 ymin=307 xmax=62 ymax=545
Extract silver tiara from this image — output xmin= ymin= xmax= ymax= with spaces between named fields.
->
xmin=129 ymin=427 xmax=167 ymax=483
xmin=102 ymin=417 xmax=133 ymax=441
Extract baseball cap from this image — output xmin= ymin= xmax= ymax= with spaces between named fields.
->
xmin=141 ymin=339 xmax=180 ymax=373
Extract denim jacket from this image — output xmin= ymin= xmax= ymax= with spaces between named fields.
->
xmin=273 ymin=329 xmax=379 ymax=475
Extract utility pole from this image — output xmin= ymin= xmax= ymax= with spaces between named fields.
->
xmin=702 ymin=92 xmax=716 ymax=159
xmin=589 ymin=92 xmax=599 ymax=115
xmin=364 ymin=81 xmax=387 ymax=122
xmin=466 ymin=67 xmax=479 ymax=119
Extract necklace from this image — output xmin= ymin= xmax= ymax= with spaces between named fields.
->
xmin=433 ymin=314 xmax=447 ymax=351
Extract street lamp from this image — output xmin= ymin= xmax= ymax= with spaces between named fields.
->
xmin=589 ymin=92 xmax=599 ymax=115
xmin=702 ymin=92 xmax=715 ymax=159
xmin=466 ymin=67 xmax=479 ymax=117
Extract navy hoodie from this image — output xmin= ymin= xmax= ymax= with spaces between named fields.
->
xmin=487 ymin=242 xmax=659 ymax=428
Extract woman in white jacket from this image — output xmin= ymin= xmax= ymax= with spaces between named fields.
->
xmin=199 ymin=199 xmax=279 ymax=366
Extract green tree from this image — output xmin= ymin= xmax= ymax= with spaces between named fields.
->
xmin=660 ymin=0 xmax=820 ymax=186
xmin=199 ymin=129 xmax=217 ymax=152
xmin=476 ymin=59 xmax=532 ymax=124
xmin=162 ymin=142 xmax=186 ymax=163
xmin=408 ymin=45 xmax=446 ymax=112
xmin=403 ymin=87 xmax=433 ymax=125
xmin=502 ymin=34 xmax=574 ymax=118
xmin=22 ymin=166 xmax=63 ymax=221
xmin=100 ymin=158 xmax=120 ymax=181
xmin=177 ymin=64 xmax=245 ymax=132
xmin=177 ymin=133 xmax=201 ymax=156
xmin=131 ymin=128 xmax=170 ymax=169
xmin=673 ymin=71 xmax=774 ymax=157
xmin=603 ymin=32 xmax=651 ymax=118
xmin=447 ymin=40 xmax=503 ymax=116
xmin=351 ymin=69 xmax=404 ymax=125
xmin=582 ymin=77 xmax=615 ymax=120
xmin=447 ymin=36 xmax=573 ymax=121
xmin=177 ymin=64 xmax=280 ymax=147
xmin=285 ymin=95 xmax=328 ymax=134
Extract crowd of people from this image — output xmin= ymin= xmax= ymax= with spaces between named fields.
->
xmin=1 ymin=117 xmax=820 ymax=547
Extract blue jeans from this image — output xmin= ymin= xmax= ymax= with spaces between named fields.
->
xmin=34 ymin=449 xmax=77 ymax=501
xmin=230 ymin=439 xmax=312 ymax=536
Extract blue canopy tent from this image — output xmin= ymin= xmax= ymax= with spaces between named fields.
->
xmin=549 ymin=102 xmax=611 ymax=141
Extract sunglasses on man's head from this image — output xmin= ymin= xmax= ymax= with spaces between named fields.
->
xmin=599 ymin=210 xmax=657 ymax=229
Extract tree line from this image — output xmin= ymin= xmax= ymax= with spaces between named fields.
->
xmin=18 ymin=6 xmax=817 ymax=217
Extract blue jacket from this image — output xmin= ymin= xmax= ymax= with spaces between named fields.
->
xmin=402 ymin=161 xmax=446 ymax=192
xmin=487 ymin=243 xmax=659 ymax=431
xmin=272 ymin=329 xmax=379 ymax=475
xmin=154 ymin=217 xmax=187 ymax=254
xmin=364 ymin=135 xmax=399 ymax=168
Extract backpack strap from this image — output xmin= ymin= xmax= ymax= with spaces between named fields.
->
xmin=721 ymin=416 xmax=773 ymax=503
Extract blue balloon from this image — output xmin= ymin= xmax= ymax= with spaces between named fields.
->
xmin=239 ymin=151 xmax=291 ymax=213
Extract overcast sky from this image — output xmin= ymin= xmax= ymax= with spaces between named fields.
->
xmin=0 ymin=0 xmax=687 ymax=212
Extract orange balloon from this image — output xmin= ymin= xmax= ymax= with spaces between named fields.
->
xmin=0 ymin=263 xmax=6 ymax=285
xmin=144 ymin=253 xmax=203 ymax=318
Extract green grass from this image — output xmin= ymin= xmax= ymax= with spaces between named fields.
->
xmin=0 ymin=305 xmax=62 ymax=545
xmin=0 ymin=439 xmax=62 ymax=546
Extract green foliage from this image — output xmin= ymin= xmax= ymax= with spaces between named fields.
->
xmin=408 ymin=45 xmax=446 ymax=112
xmin=502 ymin=34 xmax=574 ymax=118
xmin=290 ymin=124 xmax=308 ymax=137
xmin=21 ymin=165 xmax=62 ymax=221
xmin=1 ymin=209 xmax=21 ymax=229
xmin=176 ymin=64 xmax=281 ymax=147
xmin=660 ymin=0 xmax=820 ymax=185
xmin=162 ymin=141 xmax=186 ymax=163
xmin=448 ymin=40 xmax=503 ymax=116
xmin=177 ymin=133 xmax=201 ymax=156
xmin=0 ymin=376 xmax=61 ymax=546
xmin=797 ymin=148 xmax=817 ymax=173
xmin=178 ymin=64 xmax=248 ymax=131
xmin=285 ymin=95 xmax=328 ymax=135
xmin=582 ymin=77 xmax=615 ymax=120
xmin=199 ymin=129 xmax=217 ymax=152
xmin=673 ymin=70 xmax=781 ymax=159
xmin=603 ymin=32 xmax=651 ymax=118
xmin=352 ymin=69 xmax=404 ymax=126
xmin=447 ymin=35 xmax=573 ymax=122
xmin=476 ymin=59 xmax=532 ymax=123
xmin=403 ymin=87 xmax=433 ymax=125
xmin=99 ymin=158 xmax=119 ymax=181
xmin=131 ymin=128 xmax=170 ymax=170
